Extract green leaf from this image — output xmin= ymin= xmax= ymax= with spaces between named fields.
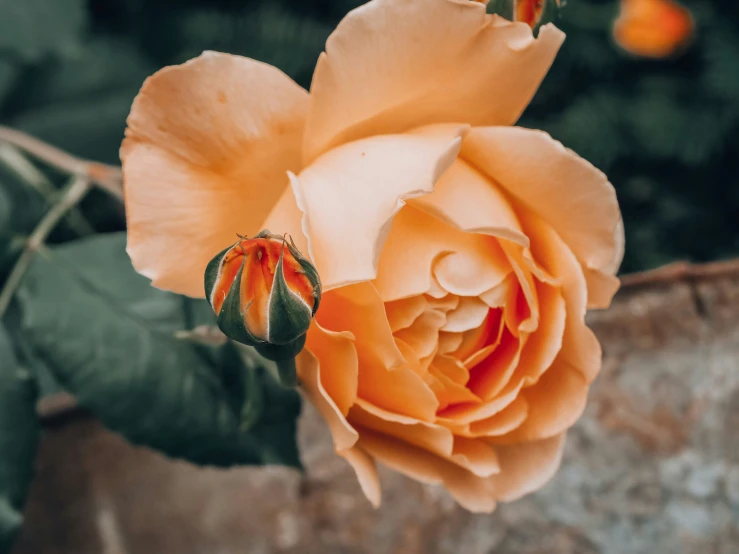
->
xmin=0 ymin=324 xmax=39 ymax=553
xmin=17 ymin=232 xmax=301 ymax=468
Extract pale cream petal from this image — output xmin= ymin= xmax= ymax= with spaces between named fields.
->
xmin=292 ymin=124 xmax=467 ymax=290
xmin=375 ymin=206 xmax=509 ymax=302
xmin=409 ymin=159 xmax=528 ymax=246
xmin=122 ymin=52 xmax=308 ymax=297
xmin=443 ymin=296 xmax=491 ymax=333
xmin=434 ymin=245 xmax=509 ymax=297
xmin=394 ymin=310 xmax=446 ymax=361
xmin=487 ymin=434 xmax=566 ymax=502
xmin=462 ymin=127 xmax=624 ymax=281
xmin=304 ymin=0 xmax=564 ymax=161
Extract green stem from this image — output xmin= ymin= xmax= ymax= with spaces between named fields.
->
xmin=0 ymin=174 xmax=91 ymax=318
xmin=275 ymin=357 xmax=298 ymax=388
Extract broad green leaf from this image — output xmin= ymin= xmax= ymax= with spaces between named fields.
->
xmin=17 ymin=233 xmax=301 ymax=468
xmin=0 ymin=324 xmax=39 ymax=553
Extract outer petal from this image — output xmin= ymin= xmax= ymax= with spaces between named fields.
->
xmin=122 ymin=52 xmax=309 ymax=297
xmin=339 ymin=446 xmax=381 ymax=508
xmin=487 ymin=433 xmax=566 ymax=502
xmin=304 ymin=0 xmax=564 ymax=161
xmin=461 ymin=127 xmax=624 ymax=305
xmin=291 ymin=124 xmax=467 ymax=290
xmin=297 ymin=334 xmax=359 ymax=452
xmin=493 ymin=359 xmax=588 ymax=443
xmin=358 ymin=428 xmax=497 ymax=513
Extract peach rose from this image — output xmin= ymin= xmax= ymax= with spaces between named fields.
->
xmin=121 ymin=0 xmax=623 ymax=512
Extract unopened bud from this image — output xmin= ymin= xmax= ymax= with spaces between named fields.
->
xmin=514 ymin=0 xmax=561 ymax=29
xmin=204 ymin=230 xmax=321 ymax=361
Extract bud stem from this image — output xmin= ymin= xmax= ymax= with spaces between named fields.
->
xmin=276 ymin=357 xmax=298 ymax=388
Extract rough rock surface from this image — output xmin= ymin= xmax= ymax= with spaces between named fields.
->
xmin=11 ymin=268 xmax=739 ymax=554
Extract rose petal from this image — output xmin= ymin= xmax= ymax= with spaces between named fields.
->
xmin=461 ymin=127 xmax=624 ymax=284
xmin=375 ymin=206 xmax=510 ymax=302
xmin=487 ymin=434 xmax=566 ymax=502
xmin=450 ymin=437 xmax=501 ymax=477
xmin=358 ymin=354 xmax=439 ymax=422
xmin=506 ymin=281 xmax=566 ymax=388
xmin=440 ymin=371 xmax=524 ymax=424
xmin=466 ymin=328 xmax=523 ymax=399
xmin=443 ymin=297 xmax=490 ymax=333
xmin=297 ymin=345 xmax=358 ymax=452
xmin=358 ymin=428 xmax=497 ymax=513
xmin=291 ymin=124 xmax=467 ymax=290
xmin=338 ymin=446 xmax=381 ymax=507
xmin=409 ymin=159 xmax=528 ymax=246
xmin=384 ymin=296 xmax=428 ymax=333
xmin=304 ymin=323 xmax=358 ymax=416
xmin=468 ymin=397 xmax=529 ymax=437
xmin=316 ymin=283 xmax=405 ymax=372
xmin=349 ymin=402 xmax=454 ymax=457
xmin=304 ymin=0 xmax=564 ymax=161
xmin=494 ymin=358 xmax=588 ymax=443
xmin=122 ymin=52 xmax=308 ymax=297
xmin=521 ymin=210 xmax=603 ymax=382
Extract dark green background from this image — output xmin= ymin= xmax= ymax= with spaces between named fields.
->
xmin=1 ymin=0 xmax=738 ymax=272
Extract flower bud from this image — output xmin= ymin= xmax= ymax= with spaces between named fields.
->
xmin=514 ymin=0 xmax=561 ymax=29
xmin=204 ymin=230 xmax=321 ymax=359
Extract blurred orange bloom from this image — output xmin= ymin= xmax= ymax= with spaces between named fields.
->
xmin=613 ymin=0 xmax=694 ymax=58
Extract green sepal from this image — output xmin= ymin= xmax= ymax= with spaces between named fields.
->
xmin=204 ymin=243 xmax=235 ymax=304
xmin=255 ymin=333 xmax=306 ymax=362
xmin=215 ymin=260 xmax=259 ymax=347
xmin=267 ymin=247 xmax=313 ymax=345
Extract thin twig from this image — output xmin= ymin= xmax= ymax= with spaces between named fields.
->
xmin=0 ymin=143 xmax=96 ymax=235
xmin=0 ymin=125 xmax=123 ymax=200
xmin=0 ymin=174 xmax=91 ymax=317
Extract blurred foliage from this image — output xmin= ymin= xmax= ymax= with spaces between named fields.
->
xmin=1 ymin=0 xmax=737 ymax=270
xmin=0 ymin=326 xmax=38 ymax=552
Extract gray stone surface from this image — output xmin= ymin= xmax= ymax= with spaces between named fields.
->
xmin=11 ymin=272 xmax=739 ymax=554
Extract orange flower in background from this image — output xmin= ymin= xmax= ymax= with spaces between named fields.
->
xmin=121 ymin=0 xmax=623 ymax=512
xmin=613 ymin=0 xmax=694 ymax=58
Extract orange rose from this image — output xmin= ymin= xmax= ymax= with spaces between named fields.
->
xmin=122 ymin=0 xmax=623 ymax=512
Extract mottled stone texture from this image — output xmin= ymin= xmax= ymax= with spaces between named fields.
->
xmin=12 ymin=272 xmax=739 ymax=554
